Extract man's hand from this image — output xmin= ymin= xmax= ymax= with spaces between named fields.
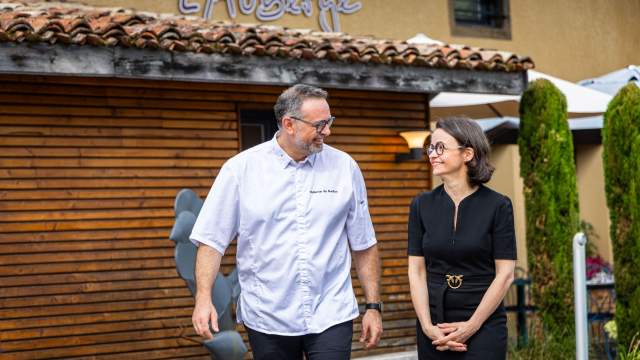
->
xmin=353 ymin=244 xmax=382 ymax=349
xmin=359 ymin=309 xmax=382 ymax=349
xmin=192 ymin=245 xmax=223 ymax=340
xmin=192 ymin=298 xmax=219 ymax=340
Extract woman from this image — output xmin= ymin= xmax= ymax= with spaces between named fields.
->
xmin=408 ymin=117 xmax=517 ymax=359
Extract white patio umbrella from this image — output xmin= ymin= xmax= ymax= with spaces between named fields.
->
xmin=578 ymin=65 xmax=640 ymax=95
xmin=475 ymin=116 xmax=603 ymax=132
xmin=474 ymin=116 xmax=603 ymax=144
xmin=430 ymin=70 xmax=613 ymax=116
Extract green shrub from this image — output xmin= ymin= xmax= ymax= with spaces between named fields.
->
xmin=620 ymin=334 xmax=640 ymax=360
xmin=602 ymin=83 xmax=640 ymax=350
xmin=518 ymin=78 xmax=579 ymax=354
xmin=508 ymin=321 xmax=572 ymax=359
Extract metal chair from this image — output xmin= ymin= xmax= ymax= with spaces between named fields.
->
xmin=504 ymin=267 xmax=535 ymax=348
xmin=587 ymin=282 xmax=616 ymax=360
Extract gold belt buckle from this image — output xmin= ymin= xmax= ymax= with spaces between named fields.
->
xmin=446 ymin=274 xmax=463 ymax=289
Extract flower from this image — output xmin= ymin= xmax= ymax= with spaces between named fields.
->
xmin=586 ymin=255 xmax=612 ymax=280
xmin=604 ymin=320 xmax=617 ymax=340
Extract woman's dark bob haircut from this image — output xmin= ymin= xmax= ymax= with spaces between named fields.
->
xmin=435 ymin=117 xmax=495 ymax=185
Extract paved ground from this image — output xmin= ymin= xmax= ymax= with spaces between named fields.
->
xmin=357 ymin=350 xmax=418 ymax=360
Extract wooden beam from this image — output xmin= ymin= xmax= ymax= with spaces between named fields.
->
xmin=0 ymin=43 xmax=527 ymax=95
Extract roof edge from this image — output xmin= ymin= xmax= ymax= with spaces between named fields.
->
xmin=0 ymin=43 xmax=527 ymax=94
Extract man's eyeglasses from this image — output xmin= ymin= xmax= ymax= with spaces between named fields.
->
xmin=289 ymin=116 xmax=335 ymax=134
xmin=425 ymin=141 xmax=465 ymax=156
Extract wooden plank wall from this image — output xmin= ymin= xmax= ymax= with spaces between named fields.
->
xmin=0 ymin=75 xmax=431 ymax=359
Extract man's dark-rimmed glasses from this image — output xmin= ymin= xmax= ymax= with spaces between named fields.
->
xmin=290 ymin=116 xmax=335 ymax=134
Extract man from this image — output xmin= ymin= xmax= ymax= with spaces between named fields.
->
xmin=190 ymin=84 xmax=383 ymax=359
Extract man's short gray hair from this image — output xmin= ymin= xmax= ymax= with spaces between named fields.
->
xmin=274 ymin=84 xmax=328 ymax=129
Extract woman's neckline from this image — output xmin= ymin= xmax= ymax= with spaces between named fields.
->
xmin=442 ymin=183 xmax=482 ymax=206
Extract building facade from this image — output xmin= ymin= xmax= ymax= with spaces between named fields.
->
xmin=79 ymin=0 xmax=640 ymax=265
xmin=0 ymin=1 xmax=534 ymax=358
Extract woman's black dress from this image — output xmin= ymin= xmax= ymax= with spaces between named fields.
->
xmin=408 ymin=184 xmax=517 ymax=359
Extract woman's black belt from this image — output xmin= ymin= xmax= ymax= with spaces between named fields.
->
xmin=428 ymin=272 xmax=495 ymax=324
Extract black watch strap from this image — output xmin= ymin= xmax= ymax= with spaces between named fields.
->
xmin=365 ymin=302 xmax=383 ymax=313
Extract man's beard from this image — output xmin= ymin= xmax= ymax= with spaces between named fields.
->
xmin=294 ymin=134 xmax=323 ymax=156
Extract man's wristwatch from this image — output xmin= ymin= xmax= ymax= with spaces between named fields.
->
xmin=365 ymin=302 xmax=383 ymax=314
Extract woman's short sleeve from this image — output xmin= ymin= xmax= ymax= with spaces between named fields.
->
xmin=492 ymin=196 xmax=517 ymax=260
xmin=408 ymin=195 xmax=425 ymax=256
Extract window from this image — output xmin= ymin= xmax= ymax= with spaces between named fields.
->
xmin=454 ymin=0 xmax=506 ymax=27
xmin=239 ymin=109 xmax=278 ymax=150
xmin=449 ymin=0 xmax=511 ymax=40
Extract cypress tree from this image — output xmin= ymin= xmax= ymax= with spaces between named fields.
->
xmin=518 ymin=79 xmax=579 ymax=352
xmin=602 ymin=83 xmax=640 ymax=349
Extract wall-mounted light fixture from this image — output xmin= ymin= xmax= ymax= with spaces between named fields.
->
xmin=395 ymin=130 xmax=430 ymax=162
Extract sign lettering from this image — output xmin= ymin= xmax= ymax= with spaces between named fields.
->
xmin=178 ymin=0 xmax=362 ymax=32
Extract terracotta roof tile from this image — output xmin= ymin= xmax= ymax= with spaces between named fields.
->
xmin=0 ymin=0 xmax=534 ymax=72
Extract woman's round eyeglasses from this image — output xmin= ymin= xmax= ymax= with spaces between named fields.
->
xmin=425 ymin=141 xmax=465 ymax=156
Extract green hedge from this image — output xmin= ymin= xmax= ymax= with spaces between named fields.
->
xmin=518 ymin=79 xmax=579 ymax=353
xmin=602 ymin=83 xmax=640 ymax=349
